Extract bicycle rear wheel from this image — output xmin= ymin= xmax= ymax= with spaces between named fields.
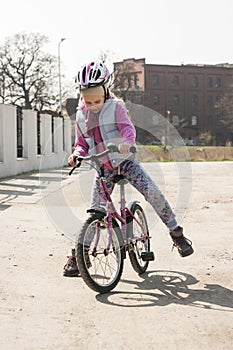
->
xmin=76 ymin=213 xmax=124 ymax=294
xmin=127 ymin=203 xmax=151 ymax=274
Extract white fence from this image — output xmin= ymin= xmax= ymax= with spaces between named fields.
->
xmin=0 ymin=103 xmax=72 ymax=179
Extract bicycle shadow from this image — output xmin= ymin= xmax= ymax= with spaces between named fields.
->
xmin=96 ymin=270 xmax=233 ymax=311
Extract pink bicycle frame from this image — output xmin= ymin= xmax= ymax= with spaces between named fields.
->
xmin=99 ymin=174 xmax=148 ymax=248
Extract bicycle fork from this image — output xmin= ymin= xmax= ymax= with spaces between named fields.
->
xmin=87 ymin=215 xmax=119 ymax=259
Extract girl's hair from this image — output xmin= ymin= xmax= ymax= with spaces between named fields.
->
xmin=78 ymin=85 xmax=125 ymax=110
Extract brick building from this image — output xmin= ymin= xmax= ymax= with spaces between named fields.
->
xmin=113 ymin=58 xmax=233 ymax=145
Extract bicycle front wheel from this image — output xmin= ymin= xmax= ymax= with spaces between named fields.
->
xmin=76 ymin=214 xmax=124 ymax=294
xmin=127 ymin=203 xmax=151 ymax=274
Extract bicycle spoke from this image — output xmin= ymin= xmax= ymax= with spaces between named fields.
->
xmin=127 ymin=203 xmax=151 ymax=274
xmin=76 ymin=215 xmax=124 ymax=293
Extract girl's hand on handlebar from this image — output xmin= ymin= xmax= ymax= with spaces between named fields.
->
xmin=68 ymin=154 xmax=77 ymax=167
xmin=118 ymin=143 xmax=132 ymax=154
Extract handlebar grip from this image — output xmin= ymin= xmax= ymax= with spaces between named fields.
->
xmin=129 ymin=146 xmax=137 ymax=153
xmin=107 ymin=143 xmax=137 ymax=154
xmin=107 ymin=143 xmax=119 ymax=152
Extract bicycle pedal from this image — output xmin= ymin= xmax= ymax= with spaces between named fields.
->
xmin=141 ymin=251 xmax=155 ymax=261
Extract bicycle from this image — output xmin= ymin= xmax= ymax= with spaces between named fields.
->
xmin=69 ymin=144 xmax=155 ymax=293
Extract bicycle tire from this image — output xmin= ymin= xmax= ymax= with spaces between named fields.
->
xmin=127 ymin=202 xmax=150 ymax=274
xmin=76 ymin=213 xmax=124 ymax=294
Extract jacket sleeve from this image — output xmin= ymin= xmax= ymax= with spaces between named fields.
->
xmin=115 ymin=102 xmax=136 ymax=145
xmin=73 ymin=109 xmax=89 ymax=156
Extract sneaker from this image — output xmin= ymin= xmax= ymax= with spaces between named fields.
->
xmin=63 ymin=248 xmax=80 ymax=277
xmin=170 ymin=226 xmax=194 ymax=257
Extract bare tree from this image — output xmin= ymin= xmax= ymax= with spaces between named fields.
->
xmin=0 ymin=32 xmax=59 ymax=110
xmin=197 ymin=131 xmax=214 ymax=146
xmin=112 ymin=60 xmax=144 ymax=101
xmin=112 ymin=68 xmax=132 ymax=99
xmin=98 ymin=49 xmax=116 ymax=67
xmin=216 ymin=86 xmax=233 ymax=131
xmin=112 ymin=62 xmax=132 ymax=98
xmin=95 ymin=50 xmax=135 ymax=100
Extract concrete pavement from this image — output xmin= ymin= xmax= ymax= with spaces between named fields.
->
xmin=0 ymin=162 xmax=233 ymax=350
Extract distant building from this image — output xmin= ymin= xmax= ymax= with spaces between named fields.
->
xmin=113 ymin=58 xmax=233 ymax=145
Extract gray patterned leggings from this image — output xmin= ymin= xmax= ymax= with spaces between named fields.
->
xmin=90 ymin=160 xmax=178 ymax=230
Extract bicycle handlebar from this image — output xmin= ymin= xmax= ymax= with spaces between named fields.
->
xmin=69 ymin=143 xmax=136 ymax=175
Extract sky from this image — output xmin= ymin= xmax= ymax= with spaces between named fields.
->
xmin=1 ymin=0 xmax=233 ymax=86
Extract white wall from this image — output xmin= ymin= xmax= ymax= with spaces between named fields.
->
xmin=0 ymin=104 xmax=72 ymax=178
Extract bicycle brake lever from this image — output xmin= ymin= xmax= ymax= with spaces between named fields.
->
xmin=68 ymin=160 xmax=82 ymax=176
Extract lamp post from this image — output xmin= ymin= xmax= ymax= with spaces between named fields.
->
xmin=58 ymin=38 xmax=66 ymax=117
xmin=165 ymin=110 xmax=170 ymax=147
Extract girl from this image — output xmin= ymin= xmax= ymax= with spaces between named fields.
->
xmin=63 ymin=61 xmax=193 ymax=277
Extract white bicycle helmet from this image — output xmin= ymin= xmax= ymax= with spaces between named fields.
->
xmin=76 ymin=61 xmax=111 ymax=90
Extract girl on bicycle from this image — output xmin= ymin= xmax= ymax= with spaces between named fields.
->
xmin=63 ymin=61 xmax=193 ymax=277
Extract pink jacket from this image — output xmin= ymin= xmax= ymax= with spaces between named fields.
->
xmin=74 ymin=98 xmax=136 ymax=168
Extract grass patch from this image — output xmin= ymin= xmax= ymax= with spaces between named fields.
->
xmin=136 ymin=145 xmax=233 ymax=162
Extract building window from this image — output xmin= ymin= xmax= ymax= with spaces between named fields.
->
xmin=215 ymin=77 xmax=221 ymax=88
xmin=216 ymin=114 xmax=222 ymax=126
xmin=135 ymin=95 xmax=142 ymax=104
xmin=172 ymin=115 xmax=179 ymax=125
xmin=172 ymin=95 xmax=180 ymax=105
xmin=207 ymin=95 xmax=213 ymax=106
xmin=192 ymin=76 xmax=198 ymax=88
xmin=172 ymin=75 xmax=179 ymax=87
xmin=191 ymin=115 xmax=198 ymax=126
xmin=207 ymin=115 xmax=213 ymax=126
xmin=207 ymin=77 xmax=213 ymax=88
xmin=134 ymin=74 xmax=139 ymax=87
xmin=191 ymin=95 xmax=198 ymax=106
xmin=215 ymin=95 xmax=221 ymax=104
xmin=153 ymin=95 xmax=159 ymax=105
xmin=153 ymin=74 xmax=159 ymax=86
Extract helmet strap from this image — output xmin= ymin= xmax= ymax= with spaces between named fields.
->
xmin=102 ymin=85 xmax=107 ymax=102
